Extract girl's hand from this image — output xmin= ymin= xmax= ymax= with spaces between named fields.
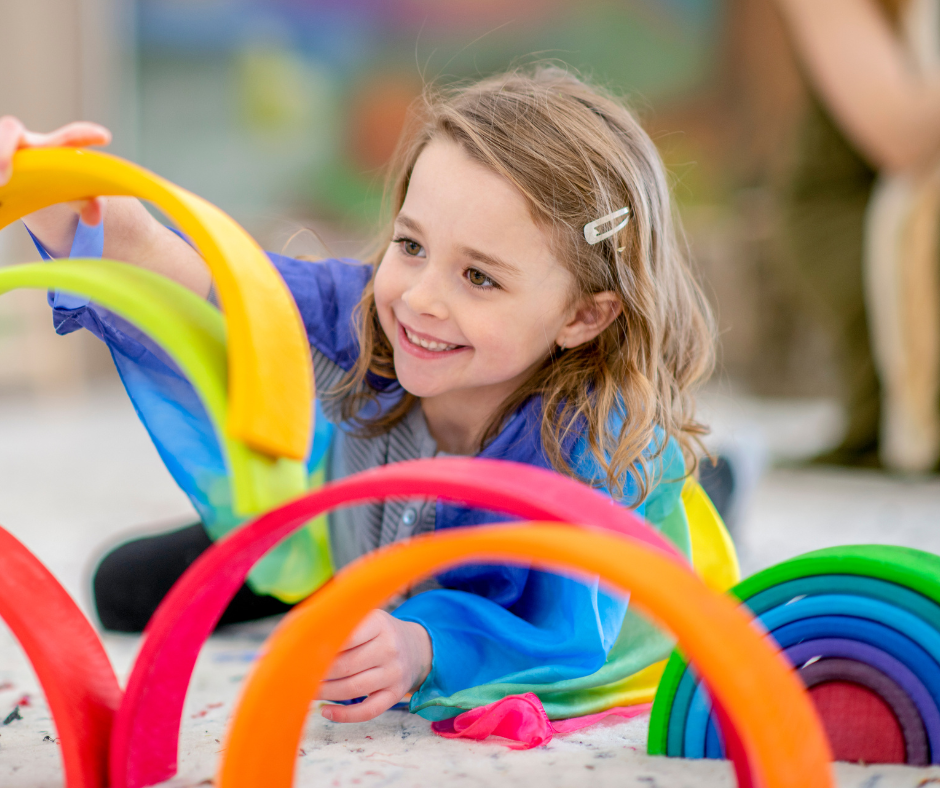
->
xmin=319 ymin=609 xmax=432 ymax=723
xmin=0 ymin=117 xmax=112 ymax=225
xmin=0 ymin=116 xmax=210 ymax=295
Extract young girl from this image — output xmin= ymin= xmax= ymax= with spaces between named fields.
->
xmin=0 ymin=66 xmax=714 ymax=725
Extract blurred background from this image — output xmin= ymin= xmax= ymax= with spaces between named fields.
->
xmin=0 ymin=0 xmax=829 ymax=402
xmin=1 ymin=0 xmax=938 ymax=588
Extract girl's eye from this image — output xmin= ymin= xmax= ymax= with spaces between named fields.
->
xmin=466 ymin=267 xmax=498 ymax=289
xmin=392 ymin=236 xmax=425 ymax=257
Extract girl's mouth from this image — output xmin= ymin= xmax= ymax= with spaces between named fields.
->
xmin=398 ymin=321 xmax=468 ymax=358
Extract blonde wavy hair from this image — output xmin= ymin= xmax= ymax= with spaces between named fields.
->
xmin=332 ymin=66 xmax=715 ymax=499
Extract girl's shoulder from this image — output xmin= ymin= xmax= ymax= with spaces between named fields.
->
xmin=483 ymin=396 xmax=686 ymax=522
xmin=638 ymin=432 xmax=686 ymax=522
xmin=265 ymin=253 xmax=373 ymax=372
xmin=266 ymin=253 xmax=373 ymax=311
xmin=567 ymin=413 xmax=686 ymax=521
xmin=568 ymin=423 xmax=689 ymax=556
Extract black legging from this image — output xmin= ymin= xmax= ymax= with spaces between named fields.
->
xmin=94 ymin=465 xmax=736 ymax=633
xmin=93 ymin=523 xmax=294 ymax=633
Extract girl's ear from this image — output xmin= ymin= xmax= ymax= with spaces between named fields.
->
xmin=556 ymin=291 xmax=622 ymax=350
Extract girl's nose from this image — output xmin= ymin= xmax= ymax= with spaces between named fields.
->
xmin=402 ymin=265 xmax=450 ymax=319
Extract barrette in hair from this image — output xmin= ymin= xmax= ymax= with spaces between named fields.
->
xmin=583 ymin=206 xmax=631 ymax=245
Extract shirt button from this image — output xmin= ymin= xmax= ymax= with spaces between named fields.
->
xmin=401 ymin=507 xmax=417 ymax=526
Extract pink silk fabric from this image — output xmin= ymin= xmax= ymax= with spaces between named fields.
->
xmin=431 ymin=692 xmax=652 ymax=750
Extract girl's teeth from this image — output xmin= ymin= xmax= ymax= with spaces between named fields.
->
xmin=405 ymin=327 xmax=457 ymax=351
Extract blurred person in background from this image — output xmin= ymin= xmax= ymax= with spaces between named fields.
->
xmin=776 ymin=0 xmax=940 ymax=472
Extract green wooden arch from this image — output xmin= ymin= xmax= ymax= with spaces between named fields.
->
xmin=0 ymin=260 xmax=307 ymax=514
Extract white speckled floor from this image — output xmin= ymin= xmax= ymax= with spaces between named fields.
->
xmin=2 ymin=383 xmax=940 ymax=787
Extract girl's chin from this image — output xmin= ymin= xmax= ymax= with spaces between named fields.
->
xmin=393 ymin=371 xmax=453 ymax=399
xmin=392 ymin=356 xmax=472 ymax=399
xmin=394 ymin=365 xmax=516 ymax=403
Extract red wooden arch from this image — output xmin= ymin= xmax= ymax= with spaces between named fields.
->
xmin=0 ymin=526 xmax=121 ymax=788
xmin=111 ymin=457 xmax=688 ymax=788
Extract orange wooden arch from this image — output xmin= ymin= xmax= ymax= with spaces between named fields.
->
xmin=219 ymin=524 xmax=833 ymax=788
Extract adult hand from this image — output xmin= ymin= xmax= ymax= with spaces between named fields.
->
xmin=319 ymin=609 xmax=432 ymax=723
xmin=0 ymin=117 xmax=112 ymax=225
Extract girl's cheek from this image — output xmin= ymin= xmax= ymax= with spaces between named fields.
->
xmin=478 ymin=328 xmax=526 ymax=366
xmin=372 ymin=270 xmax=397 ymax=340
xmin=373 ymin=263 xmax=397 ymax=311
xmin=485 ymin=324 xmax=553 ymax=370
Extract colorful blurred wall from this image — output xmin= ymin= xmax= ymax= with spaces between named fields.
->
xmin=0 ymin=0 xmax=823 ymax=399
xmin=134 ymin=0 xmax=723 ymax=227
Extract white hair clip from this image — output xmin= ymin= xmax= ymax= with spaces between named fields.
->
xmin=583 ymin=206 xmax=631 ymax=245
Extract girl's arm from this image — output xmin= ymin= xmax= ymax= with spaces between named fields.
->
xmin=317 ymin=574 xmax=626 ymax=724
xmin=393 ymin=573 xmax=627 ymax=711
xmin=0 ymin=117 xmax=211 ymax=296
xmin=775 ymin=0 xmax=940 ymax=172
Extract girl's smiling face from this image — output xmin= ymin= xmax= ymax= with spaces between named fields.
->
xmin=373 ymin=138 xmax=575 ymax=409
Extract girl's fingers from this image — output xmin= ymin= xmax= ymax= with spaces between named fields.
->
xmin=318 ymin=666 xmax=388 ymax=702
xmin=322 ymin=639 xmax=381 ymax=681
xmin=321 ymin=689 xmax=399 ymax=723
xmin=75 ymin=198 xmax=105 ymax=227
xmin=340 ymin=610 xmax=384 ymax=651
xmin=0 ymin=116 xmax=26 ymax=185
xmin=0 ymin=118 xmax=112 ymax=187
xmin=22 ymin=121 xmax=112 ymax=150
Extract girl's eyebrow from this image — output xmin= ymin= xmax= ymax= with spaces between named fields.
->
xmin=459 ymin=245 xmax=520 ymax=278
xmin=395 ymin=212 xmax=521 ymax=277
xmin=395 ymin=213 xmax=519 ymax=276
xmin=395 ymin=214 xmax=424 ymax=235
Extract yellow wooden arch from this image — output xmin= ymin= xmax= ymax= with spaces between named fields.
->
xmin=0 ymin=148 xmax=312 ymax=461
xmin=684 ymin=477 xmax=741 ymax=593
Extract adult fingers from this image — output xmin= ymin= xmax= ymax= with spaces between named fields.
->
xmin=318 ymin=666 xmax=388 ymax=702
xmin=321 ymin=689 xmax=399 ymax=723
xmin=0 ymin=116 xmax=26 ymax=185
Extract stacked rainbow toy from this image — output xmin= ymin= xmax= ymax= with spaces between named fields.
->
xmin=649 ymin=544 xmax=940 ymax=766
xmin=0 ymin=148 xmax=834 ymax=788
